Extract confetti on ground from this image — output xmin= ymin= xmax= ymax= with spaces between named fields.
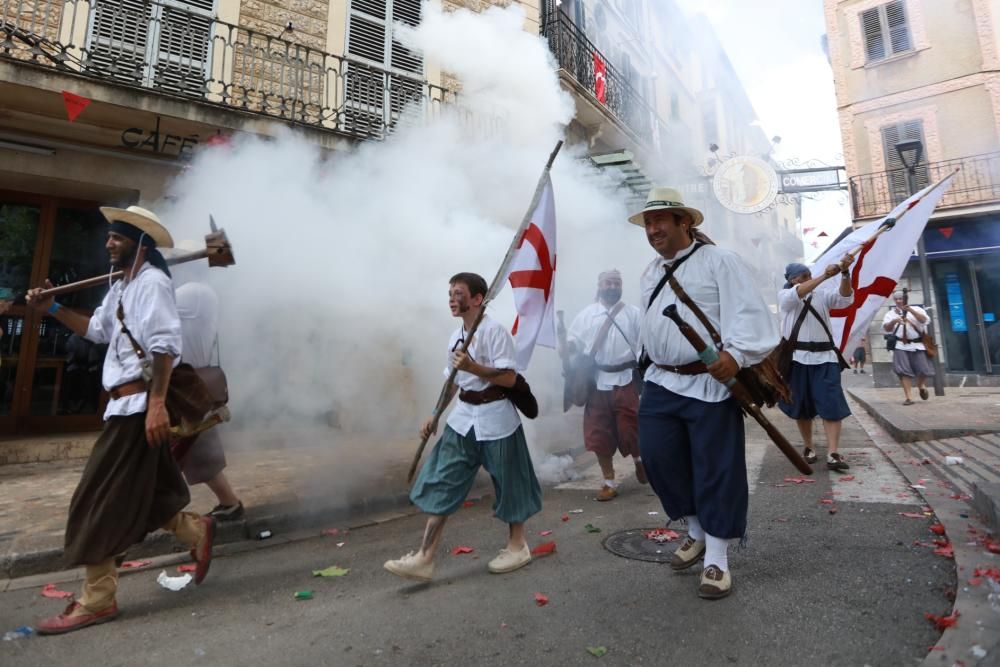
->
xmin=336 ymin=542 xmax=346 ymax=548
xmin=898 ymin=512 xmax=926 ymax=519
xmin=820 ymin=499 xmax=834 ymax=505
xmin=177 ymin=564 xmax=197 ymax=573
xmin=647 ymin=511 xmax=659 ymax=516
xmin=586 ymin=646 xmax=608 ymax=657
xmin=531 ymin=542 xmax=557 ymax=557
xmin=929 ymin=524 xmax=946 ymax=536
xmin=294 ymin=590 xmax=314 ymax=600
xmin=450 ymin=546 xmax=475 ymax=555
xmin=40 ymin=584 xmax=73 ymax=599
xmin=783 ymin=477 xmax=816 ymax=484
xmin=312 ymin=566 xmax=350 ymax=577
xmin=462 ymin=500 xmax=476 ymax=508
xmin=925 ymin=610 xmax=959 ymax=631
xmin=644 ymin=528 xmax=681 ymax=543
xmin=561 ymin=514 xmax=570 ymax=522
xmin=2 ymin=626 xmax=34 ymax=641
xmin=121 ymin=560 xmax=151 ymax=569
xmin=568 ymin=509 xmax=584 ymax=514
xmin=534 ymin=592 xmax=549 ymax=606
xmin=156 ymin=570 xmax=192 ymax=591
xmin=538 ymin=530 xmax=553 ymax=536
xmin=932 ymin=541 xmax=954 ymax=558
xmin=838 ymin=475 xmax=855 ymax=482
xmin=973 ymin=567 xmax=1000 ymax=583
xmin=584 ymin=524 xmax=601 ymax=533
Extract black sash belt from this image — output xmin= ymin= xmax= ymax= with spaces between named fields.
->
xmin=792 ymin=341 xmax=835 ymax=352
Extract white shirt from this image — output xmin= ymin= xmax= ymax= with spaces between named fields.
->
xmin=86 ymin=263 xmax=181 ymax=419
xmin=567 ymin=301 xmax=641 ymax=390
xmin=882 ymin=305 xmax=929 ymax=351
xmin=639 ymin=243 xmax=780 ymax=403
xmin=176 ymin=282 xmax=219 ymax=367
xmin=778 ymin=287 xmax=852 ymax=365
xmin=444 ymin=314 xmax=521 ymax=441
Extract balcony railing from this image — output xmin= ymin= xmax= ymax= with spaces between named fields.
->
xmin=541 ymin=7 xmax=654 ymax=146
xmin=849 ymin=151 xmax=1000 ymax=219
xmin=0 ymin=0 xmax=465 ymax=141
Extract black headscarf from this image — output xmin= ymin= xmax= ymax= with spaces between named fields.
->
xmin=109 ymin=221 xmax=171 ymax=277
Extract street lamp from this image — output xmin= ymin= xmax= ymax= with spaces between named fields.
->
xmin=895 ymin=139 xmax=945 ymax=396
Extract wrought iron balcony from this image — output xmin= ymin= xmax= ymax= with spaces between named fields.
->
xmin=0 ymin=0 xmax=458 ymax=140
xmin=541 ymin=7 xmax=654 ymax=146
xmin=849 ymin=151 xmax=1000 ymax=219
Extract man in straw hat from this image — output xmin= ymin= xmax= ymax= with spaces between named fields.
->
xmin=565 ymin=269 xmax=645 ymax=500
xmin=881 ymin=290 xmax=933 ymax=406
xmin=777 ymin=261 xmax=855 ymax=472
xmin=26 ymin=205 xmax=215 ymax=635
xmin=631 ymin=187 xmax=779 ymax=600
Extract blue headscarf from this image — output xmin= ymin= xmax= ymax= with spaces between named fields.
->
xmin=109 ymin=221 xmax=171 ymax=277
xmin=783 ymin=262 xmax=809 ymax=289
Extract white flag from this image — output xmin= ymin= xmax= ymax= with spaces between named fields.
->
xmin=809 ymin=173 xmax=956 ymax=352
xmin=506 ymin=174 xmax=557 ymax=370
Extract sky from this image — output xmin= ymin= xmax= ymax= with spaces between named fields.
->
xmin=676 ymin=0 xmax=854 ymax=261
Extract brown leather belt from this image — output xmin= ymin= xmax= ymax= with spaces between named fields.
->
xmin=109 ymin=379 xmax=146 ymax=400
xmin=655 ymin=361 xmax=708 ymax=375
xmin=459 ymin=386 xmax=508 ymax=405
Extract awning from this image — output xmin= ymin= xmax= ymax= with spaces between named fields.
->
xmin=920 ymin=215 xmax=1000 ymax=260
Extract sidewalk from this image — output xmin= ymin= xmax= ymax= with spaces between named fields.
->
xmin=847 ymin=382 xmax=1000 ymax=442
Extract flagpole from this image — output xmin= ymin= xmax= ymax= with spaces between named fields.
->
xmin=406 ymin=140 xmax=564 ymax=483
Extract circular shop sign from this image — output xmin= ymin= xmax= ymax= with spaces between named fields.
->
xmin=712 ymin=155 xmax=780 ymax=214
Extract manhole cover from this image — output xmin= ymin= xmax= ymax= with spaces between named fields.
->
xmin=602 ymin=527 xmax=688 ymax=563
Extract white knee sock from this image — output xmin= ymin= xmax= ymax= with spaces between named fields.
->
xmin=705 ymin=533 xmax=729 ymax=572
xmin=685 ymin=515 xmax=705 ymax=541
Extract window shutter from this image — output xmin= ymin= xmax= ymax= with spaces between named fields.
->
xmin=885 ymin=1 xmax=911 ymax=54
xmin=861 ymin=7 xmax=885 ymax=62
xmin=151 ymin=6 xmax=212 ymax=95
xmin=86 ymin=0 xmax=153 ymax=83
xmin=881 ymin=120 xmax=927 ymax=203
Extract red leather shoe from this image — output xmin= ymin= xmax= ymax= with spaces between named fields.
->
xmin=191 ymin=516 xmax=215 ymax=585
xmin=37 ymin=601 xmax=119 ymax=635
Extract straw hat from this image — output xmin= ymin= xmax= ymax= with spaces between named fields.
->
xmin=627 ymin=187 xmax=704 ymax=227
xmin=99 ymin=205 xmax=174 ymax=248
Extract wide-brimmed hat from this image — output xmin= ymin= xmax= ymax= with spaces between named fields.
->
xmin=99 ymin=205 xmax=174 ymax=249
xmin=628 ymin=187 xmax=704 ymax=227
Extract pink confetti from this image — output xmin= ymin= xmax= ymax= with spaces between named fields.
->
xmin=838 ymin=475 xmax=855 ymax=482
xmin=533 ymin=592 xmax=549 ymax=606
xmin=121 ymin=560 xmax=151 ymax=569
xmin=783 ymin=477 xmax=816 ymax=484
xmin=451 ymin=546 xmax=474 ymax=555
xmin=538 ymin=530 xmax=553 ymax=536
xmin=898 ymin=512 xmax=926 ymax=519
xmin=177 ymin=564 xmax=197 ymax=573
xmin=41 ymin=583 xmax=73 ymax=599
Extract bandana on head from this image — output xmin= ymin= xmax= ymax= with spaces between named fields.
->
xmin=109 ymin=221 xmax=171 ymax=277
xmin=782 ymin=262 xmax=810 ymax=290
xmin=597 ymin=269 xmax=621 ymax=283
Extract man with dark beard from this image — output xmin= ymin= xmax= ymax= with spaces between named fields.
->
xmin=631 ymin=187 xmax=778 ymax=600
xmin=26 ymin=206 xmax=214 ymax=635
xmin=566 ymin=269 xmax=644 ymax=500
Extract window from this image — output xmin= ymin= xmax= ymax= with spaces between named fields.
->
xmin=881 ymin=120 xmax=928 ymax=202
xmin=670 ymin=92 xmax=679 ymax=121
xmin=86 ymin=0 xmax=214 ymax=96
xmin=701 ymin=98 xmax=717 ymax=145
xmin=343 ymin=0 xmax=423 ymax=137
xmin=861 ymin=1 xmax=912 ymax=63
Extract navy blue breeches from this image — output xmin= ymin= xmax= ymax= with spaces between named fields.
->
xmin=638 ymin=382 xmax=748 ymax=540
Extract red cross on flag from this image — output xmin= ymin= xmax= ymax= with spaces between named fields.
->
xmin=506 ymin=174 xmax=557 ymax=370
xmin=809 ymin=172 xmax=956 ymax=353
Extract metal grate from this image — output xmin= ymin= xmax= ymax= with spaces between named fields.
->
xmin=602 ymin=528 xmax=688 ymax=564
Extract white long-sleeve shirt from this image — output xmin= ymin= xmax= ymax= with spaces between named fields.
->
xmin=85 ymin=263 xmax=181 ymax=419
xmin=567 ymin=301 xmax=641 ymax=390
xmin=444 ymin=314 xmax=521 ymax=441
xmin=176 ymin=282 xmax=219 ymax=368
xmin=882 ymin=305 xmax=930 ymax=351
xmin=778 ymin=287 xmax=852 ymax=365
xmin=639 ymin=243 xmax=779 ymax=403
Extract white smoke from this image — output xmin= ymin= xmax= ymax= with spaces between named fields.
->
xmin=160 ymin=3 xmax=649 ymax=481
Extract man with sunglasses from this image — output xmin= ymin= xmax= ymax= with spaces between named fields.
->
xmin=384 ymin=272 xmax=542 ymax=582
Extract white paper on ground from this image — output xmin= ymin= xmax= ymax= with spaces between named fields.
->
xmin=157 ymin=570 xmax=192 ymax=591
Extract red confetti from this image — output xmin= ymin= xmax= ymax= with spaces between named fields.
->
xmin=932 ymin=542 xmax=954 ymax=558
xmin=985 ymin=539 xmax=1000 ymax=555
xmin=41 ymin=583 xmax=73 ymax=599
xmin=783 ymin=477 xmax=816 ymax=484
xmin=561 ymin=514 xmax=570 ymax=522
xmin=929 ymin=524 xmax=946 ymax=535
xmin=177 ymin=564 xmax=197 ymax=573
xmin=820 ymin=499 xmax=834 ymax=505
xmin=968 ymin=577 xmax=982 ymax=587
xmin=450 ymin=546 xmax=475 ymax=555
xmin=121 ymin=560 xmax=151 ymax=569
xmin=924 ymin=610 xmax=959 ymax=631
xmin=533 ymin=592 xmax=549 ymax=606
xmin=531 ymin=541 xmax=557 ymax=557
xmin=898 ymin=512 xmax=926 ymax=519
xmin=538 ymin=530 xmax=553 ymax=537
xmin=644 ymin=528 xmax=681 ymax=543
xmin=838 ymin=476 xmax=855 ymax=482
xmin=973 ymin=567 xmax=1000 ymax=583
xmin=462 ymin=501 xmax=476 ymax=508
